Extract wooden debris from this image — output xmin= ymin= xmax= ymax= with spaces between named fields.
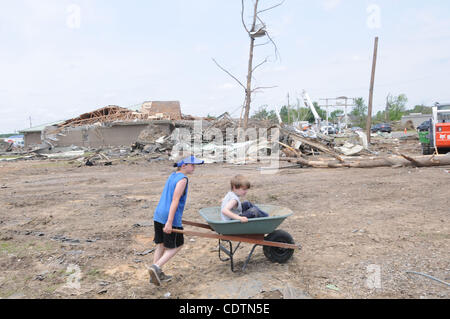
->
xmin=280 ymin=128 xmax=344 ymax=162
xmin=282 ymin=154 xmax=450 ymax=169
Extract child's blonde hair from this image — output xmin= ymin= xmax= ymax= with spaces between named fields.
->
xmin=230 ymin=175 xmax=251 ymax=190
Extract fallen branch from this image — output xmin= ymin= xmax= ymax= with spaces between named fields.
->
xmin=399 ymin=153 xmax=426 ymax=167
xmin=277 ymin=141 xmax=302 ymax=157
xmin=281 ymin=154 xmax=450 ymax=169
xmin=287 ymin=133 xmax=344 ymax=162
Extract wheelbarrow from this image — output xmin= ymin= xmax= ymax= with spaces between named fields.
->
xmin=171 ymin=205 xmax=301 ymax=272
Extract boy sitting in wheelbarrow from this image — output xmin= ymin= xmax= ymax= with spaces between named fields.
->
xmin=221 ymin=175 xmax=269 ymax=223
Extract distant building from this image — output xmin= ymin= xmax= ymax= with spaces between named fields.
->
xmin=141 ymin=101 xmax=182 ymax=120
xmin=401 ymin=113 xmax=432 ymax=129
xmin=18 ymin=101 xmax=186 ymax=148
xmin=19 ymin=121 xmax=64 ymax=147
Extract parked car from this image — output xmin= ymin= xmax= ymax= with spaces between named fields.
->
xmin=417 ymin=120 xmax=431 ymax=132
xmin=371 ymin=123 xmax=392 ymax=133
xmin=320 ymin=125 xmax=336 ymax=135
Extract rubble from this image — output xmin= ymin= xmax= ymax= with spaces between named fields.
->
xmin=335 ymin=142 xmax=364 ymax=156
xmin=7 ymin=104 xmax=447 ymax=170
xmin=6 ymin=123 xmax=444 ymax=170
xmin=0 ymin=140 xmax=14 ymax=152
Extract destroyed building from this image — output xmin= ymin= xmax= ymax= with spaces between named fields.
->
xmin=401 ymin=113 xmax=432 ymax=129
xmin=14 ymin=97 xmax=447 ymax=170
xmin=19 ymin=121 xmax=64 ymax=148
xmin=19 ymin=103 xmax=184 ymax=149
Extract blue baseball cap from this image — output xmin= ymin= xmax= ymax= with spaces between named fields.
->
xmin=176 ymin=155 xmax=204 ymax=167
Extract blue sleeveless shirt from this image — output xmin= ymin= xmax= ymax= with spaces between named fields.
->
xmin=153 ymin=172 xmax=188 ymax=227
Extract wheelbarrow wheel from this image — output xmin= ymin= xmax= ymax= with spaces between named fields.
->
xmin=263 ymin=230 xmax=295 ymax=264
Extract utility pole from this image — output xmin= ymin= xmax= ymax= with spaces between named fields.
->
xmin=242 ymin=0 xmax=259 ymax=130
xmin=319 ymin=97 xmax=356 ymax=132
xmin=366 ymin=36 xmax=379 ymax=145
xmin=344 ymin=97 xmax=348 ymax=129
xmin=319 ymin=98 xmax=330 ymax=127
xmin=287 ymin=93 xmax=291 ymax=124
xmin=296 ymin=97 xmax=301 ymax=123
xmin=29 ymin=116 xmax=32 ymax=128
xmin=385 ymin=93 xmax=391 ymax=123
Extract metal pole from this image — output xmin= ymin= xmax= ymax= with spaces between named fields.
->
xmin=366 ymin=36 xmax=379 ymax=145
xmin=345 ymin=98 xmax=348 ymax=129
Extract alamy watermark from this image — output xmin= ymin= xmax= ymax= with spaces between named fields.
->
xmin=366 ymin=264 xmax=382 ymax=289
xmin=66 ymin=4 xmax=81 ymax=29
xmin=367 ymin=4 xmax=381 ymax=29
xmin=63 ymin=264 xmax=82 ymax=289
xmin=170 ymin=120 xmax=280 ymax=174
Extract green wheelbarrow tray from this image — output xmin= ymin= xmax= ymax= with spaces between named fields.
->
xmin=199 ymin=204 xmax=293 ymax=235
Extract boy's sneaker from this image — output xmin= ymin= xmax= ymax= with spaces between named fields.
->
xmin=159 ymin=271 xmax=173 ymax=283
xmin=148 ymin=264 xmax=161 ymax=286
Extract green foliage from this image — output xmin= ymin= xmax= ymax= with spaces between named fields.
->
xmin=278 ymin=102 xmax=326 ymax=124
xmin=373 ymin=110 xmax=386 ymax=123
xmin=350 ymin=97 xmax=368 ymax=128
xmin=405 ymin=104 xmax=432 ymax=115
xmin=279 ymin=105 xmax=289 ymax=122
xmin=373 ymin=94 xmax=409 ymax=123
xmin=388 ymin=94 xmax=408 ymax=121
xmin=330 ymin=110 xmax=344 ymax=122
xmin=251 ymin=105 xmax=278 ymax=122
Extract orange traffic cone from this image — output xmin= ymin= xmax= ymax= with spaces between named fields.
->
xmin=404 ymin=128 xmax=407 ymax=134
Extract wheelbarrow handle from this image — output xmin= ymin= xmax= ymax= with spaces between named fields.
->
xmin=182 ymin=220 xmax=213 ymax=230
xmin=171 ymin=228 xmax=298 ymax=250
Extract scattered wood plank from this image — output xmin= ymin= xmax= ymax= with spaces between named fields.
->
xmin=281 ymin=129 xmax=345 ymax=162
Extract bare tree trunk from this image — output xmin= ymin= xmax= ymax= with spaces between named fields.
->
xmin=216 ymin=0 xmax=282 ymax=130
xmin=366 ymin=36 xmax=378 ymax=145
xmin=243 ymin=0 xmax=259 ymax=130
xmin=385 ymin=94 xmax=390 ymax=123
xmin=281 ymin=154 xmax=450 ymax=169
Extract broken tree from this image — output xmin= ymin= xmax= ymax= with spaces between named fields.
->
xmin=213 ymin=0 xmax=283 ymax=130
xmin=281 ymin=154 xmax=450 ymax=169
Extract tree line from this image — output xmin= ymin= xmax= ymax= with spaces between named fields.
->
xmin=250 ymin=94 xmax=432 ymax=129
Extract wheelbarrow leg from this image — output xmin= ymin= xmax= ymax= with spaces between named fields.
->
xmin=242 ymin=244 xmax=259 ymax=272
xmin=219 ymin=240 xmax=260 ymax=272
xmin=218 ymin=240 xmax=241 ymax=272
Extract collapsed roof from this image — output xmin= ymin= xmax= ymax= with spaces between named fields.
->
xmin=57 ymin=105 xmax=144 ymax=129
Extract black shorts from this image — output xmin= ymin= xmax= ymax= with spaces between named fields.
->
xmin=154 ymin=221 xmax=184 ymax=249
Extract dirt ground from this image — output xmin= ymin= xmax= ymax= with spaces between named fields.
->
xmin=0 ymin=141 xmax=449 ymax=299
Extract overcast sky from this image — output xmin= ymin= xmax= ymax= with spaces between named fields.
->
xmin=1 ymin=0 xmax=450 ymax=133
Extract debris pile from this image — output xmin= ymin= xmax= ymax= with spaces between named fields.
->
xmin=131 ymin=122 xmax=175 ymax=156
xmin=168 ymin=114 xmax=277 ymax=163
xmin=0 ymin=140 xmax=14 ymax=152
xmin=7 ymin=101 xmax=449 ymax=169
xmin=276 ymin=125 xmax=450 ymax=169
